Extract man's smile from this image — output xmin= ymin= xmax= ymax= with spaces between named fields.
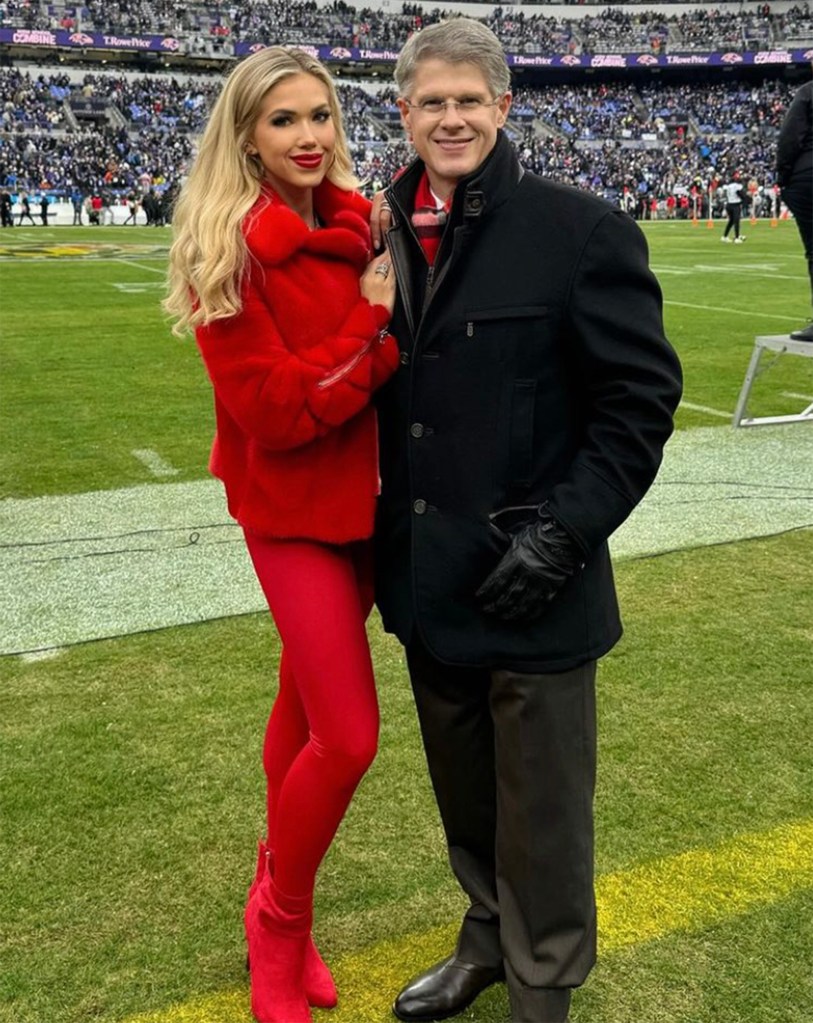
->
xmin=434 ymin=138 xmax=474 ymax=151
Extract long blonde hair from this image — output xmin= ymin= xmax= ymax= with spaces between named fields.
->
xmin=164 ymin=47 xmax=359 ymax=336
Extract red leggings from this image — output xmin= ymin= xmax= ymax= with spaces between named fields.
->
xmin=243 ymin=531 xmax=378 ymax=897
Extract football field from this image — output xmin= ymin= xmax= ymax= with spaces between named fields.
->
xmin=1 ymin=219 xmax=812 ymax=1023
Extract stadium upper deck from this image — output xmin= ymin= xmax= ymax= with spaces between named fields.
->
xmin=1 ymin=0 xmax=812 ymax=62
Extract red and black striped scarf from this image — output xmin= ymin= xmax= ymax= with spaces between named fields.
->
xmin=411 ymin=172 xmax=453 ymax=266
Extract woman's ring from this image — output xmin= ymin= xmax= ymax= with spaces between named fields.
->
xmin=375 ymin=263 xmax=390 ymax=277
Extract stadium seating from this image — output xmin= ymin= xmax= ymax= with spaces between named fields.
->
xmin=0 ymin=2 xmax=807 ymax=211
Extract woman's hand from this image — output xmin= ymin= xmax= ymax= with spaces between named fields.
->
xmin=360 ymin=250 xmax=396 ymax=316
xmin=370 ymin=191 xmax=393 ymax=252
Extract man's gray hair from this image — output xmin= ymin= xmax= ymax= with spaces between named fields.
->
xmin=394 ymin=18 xmax=511 ymax=99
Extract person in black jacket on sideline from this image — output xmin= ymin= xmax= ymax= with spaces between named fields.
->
xmin=371 ymin=18 xmax=682 ymax=1023
xmin=777 ymin=78 xmax=813 ymax=342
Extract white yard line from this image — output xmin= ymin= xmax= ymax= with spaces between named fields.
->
xmin=132 ymin=449 xmax=179 ymax=477
xmin=690 ymin=265 xmax=808 ymax=281
xmin=653 ymin=265 xmax=808 ymax=282
xmin=112 ymin=282 xmax=164 ymax=292
xmin=664 ymin=300 xmax=802 ymax=322
xmin=20 ymin=648 xmax=65 ymax=663
xmin=680 ymin=401 xmax=732 ymax=419
xmin=115 ymin=257 xmax=167 ymax=275
xmin=782 ymin=391 xmax=813 ymax=401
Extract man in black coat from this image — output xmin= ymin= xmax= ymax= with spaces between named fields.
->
xmin=776 ymin=78 xmax=813 ymax=342
xmin=373 ymin=18 xmax=683 ymax=1023
xmin=0 ymin=190 xmax=13 ymax=228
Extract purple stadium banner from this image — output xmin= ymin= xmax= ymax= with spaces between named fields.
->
xmin=0 ymin=27 xmax=181 ymax=52
xmin=1 ymin=27 xmax=812 ymax=67
xmin=233 ymin=41 xmax=813 ymax=68
xmin=529 ymin=47 xmax=813 ymax=68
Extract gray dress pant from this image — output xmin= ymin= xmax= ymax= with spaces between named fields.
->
xmin=407 ymin=639 xmax=597 ymax=1017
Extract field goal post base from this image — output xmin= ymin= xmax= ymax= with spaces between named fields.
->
xmin=732 ymin=335 xmax=813 ymax=428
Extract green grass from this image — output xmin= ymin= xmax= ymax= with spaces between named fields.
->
xmin=1 ymin=533 xmax=811 ymax=1022
xmin=643 ymin=220 xmax=812 ymax=426
xmin=1 ymin=220 xmax=813 ymax=1022
xmin=0 ymin=227 xmax=208 ymax=497
xmin=1 ymin=220 xmax=812 ymax=498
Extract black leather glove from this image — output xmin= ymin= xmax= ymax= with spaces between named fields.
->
xmin=476 ymin=506 xmax=584 ymax=622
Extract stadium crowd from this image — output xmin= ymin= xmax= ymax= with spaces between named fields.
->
xmin=778 ymin=3 xmax=813 ymax=40
xmin=513 ymin=82 xmax=649 ymax=140
xmin=0 ymin=67 xmax=69 ymax=130
xmin=75 ymin=73 xmax=221 ymax=133
xmin=576 ymin=8 xmax=669 ymax=54
xmin=1 ymin=0 xmax=807 ymax=219
xmin=0 ymin=64 xmax=797 ymax=213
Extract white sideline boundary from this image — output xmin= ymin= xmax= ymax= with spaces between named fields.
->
xmin=2 ymin=424 xmax=813 ymax=656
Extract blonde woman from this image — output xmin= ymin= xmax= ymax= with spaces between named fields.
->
xmin=165 ymin=47 xmax=399 ymax=1023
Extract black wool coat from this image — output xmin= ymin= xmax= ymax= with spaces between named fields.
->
xmin=374 ymin=132 xmax=683 ymax=672
xmin=776 ymin=80 xmax=813 ymax=188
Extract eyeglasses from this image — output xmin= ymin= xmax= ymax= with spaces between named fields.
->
xmin=403 ymin=97 xmax=503 ymax=118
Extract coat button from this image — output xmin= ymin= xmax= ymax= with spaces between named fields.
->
xmin=413 ymin=499 xmax=427 ymax=515
xmin=399 ymin=351 xmax=410 ymax=365
xmin=410 ymin=423 xmax=424 ymax=438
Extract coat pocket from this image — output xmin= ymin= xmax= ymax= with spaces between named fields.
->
xmin=464 ymin=304 xmax=551 ymax=337
xmin=488 ymin=501 xmax=545 ymax=541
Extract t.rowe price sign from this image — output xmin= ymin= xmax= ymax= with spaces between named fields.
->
xmin=503 ymin=48 xmax=811 ymax=68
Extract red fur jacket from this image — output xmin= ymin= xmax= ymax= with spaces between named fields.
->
xmin=196 ymin=181 xmax=400 ymax=543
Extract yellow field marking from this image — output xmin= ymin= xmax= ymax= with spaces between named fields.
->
xmin=597 ymin=817 xmax=813 ymax=952
xmin=0 ymin=241 xmax=168 ymax=260
xmin=124 ymin=818 xmax=813 ymax=1023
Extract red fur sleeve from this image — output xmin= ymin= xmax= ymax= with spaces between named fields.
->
xmin=197 ymin=281 xmax=398 ymax=450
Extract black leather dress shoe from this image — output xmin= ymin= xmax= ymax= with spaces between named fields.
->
xmin=393 ymin=955 xmax=505 ymax=1021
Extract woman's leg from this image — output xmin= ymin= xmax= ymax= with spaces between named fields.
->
xmin=258 ymin=541 xmax=373 ymax=845
xmin=242 ymin=534 xmax=378 ymax=1021
xmin=243 ymin=533 xmax=379 ymax=896
xmin=250 ymin=654 xmax=337 ymax=1010
xmin=262 ymin=649 xmax=309 ymax=842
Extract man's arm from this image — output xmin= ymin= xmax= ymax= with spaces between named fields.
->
xmin=545 ymin=208 xmax=683 ymax=555
xmin=477 ymin=208 xmax=681 ymax=622
xmin=777 ymin=83 xmax=812 ymax=186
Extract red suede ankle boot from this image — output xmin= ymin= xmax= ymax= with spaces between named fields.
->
xmin=244 ymin=873 xmax=312 ymax=1023
xmin=248 ymin=842 xmax=338 ymax=1009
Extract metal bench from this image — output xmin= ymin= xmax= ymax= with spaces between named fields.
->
xmin=732 ymin=335 xmax=813 ymax=428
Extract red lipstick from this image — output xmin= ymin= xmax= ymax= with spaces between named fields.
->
xmin=291 ymin=154 xmax=323 ymax=169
